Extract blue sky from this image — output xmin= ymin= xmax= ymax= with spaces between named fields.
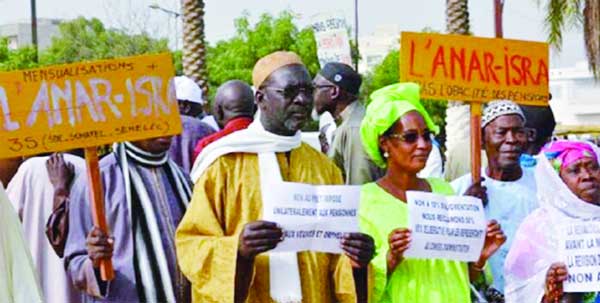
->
xmin=0 ymin=0 xmax=586 ymax=67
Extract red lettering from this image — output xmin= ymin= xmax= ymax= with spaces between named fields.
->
xmin=521 ymin=57 xmax=536 ymax=85
xmin=510 ymin=55 xmax=523 ymax=85
xmin=483 ymin=52 xmax=500 ymax=84
xmin=467 ymin=51 xmax=485 ymax=82
xmin=450 ymin=47 xmax=466 ymax=80
xmin=431 ymin=46 xmax=448 ymax=78
xmin=409 ymin=41 xmax=424 ymax=77
xmin=504 ymin=51 xmax=511 ymax=86
xmin=536 ymin=60 xmax=549 ymax=85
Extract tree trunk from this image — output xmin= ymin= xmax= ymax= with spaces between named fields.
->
xmin=584 ymin=0 xmax=600 ymax=78
xmin=444 ymin=0 xmax=473 ymax=180
xmin=182 ymin=0 xmax=209 ymax=96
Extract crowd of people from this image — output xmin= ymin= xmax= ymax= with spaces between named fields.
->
xmin=1 ymin=50 xmax=599 ymax=303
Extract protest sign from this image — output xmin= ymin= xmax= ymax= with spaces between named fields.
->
xmin=311 ymin=12 xmax=353 ymax=68
xmin=404 ymin=191 xmax=486 ymax=262
xmin=0 ymin=53 xmax=181 ymax=159
xmin=399 ymin=32 xmax=549 ymax=184
xmin=400 ymin=32 xmax=549 ymax=106
xmin=262 ymin=182 xmax=360 ymax=254
xmin=559 ymin=220 xmax=600 ymax=292
xmin=0 ymin=53 xmax=179 ymax=281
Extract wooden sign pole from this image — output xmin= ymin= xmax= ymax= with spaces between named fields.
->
xmin=84 ymin=147 xmax=115 ymax=281
xmin=470 ymin=102 xmax=483 ymax=184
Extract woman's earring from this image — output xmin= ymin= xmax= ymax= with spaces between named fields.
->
xmin=383 ymin=151 xmax=389 ymax=158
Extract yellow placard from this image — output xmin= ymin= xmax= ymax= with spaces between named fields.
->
xmin=400 ymin=32 xmax=549 ymax=105
xmin=0 ymin=53 xmax=181 ymax=159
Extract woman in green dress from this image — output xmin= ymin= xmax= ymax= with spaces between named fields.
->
xmin=359 ymin=83 xmax=506 ymax=302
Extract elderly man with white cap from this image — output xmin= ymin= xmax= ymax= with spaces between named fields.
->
xmin=168 ymin=76 xmax=215 ymax=173
xmin=451 ymin=100 xmax=539 ymax=299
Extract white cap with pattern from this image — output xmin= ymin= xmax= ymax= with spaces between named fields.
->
xmin=481 ymin=100 xmax=526 ymax=129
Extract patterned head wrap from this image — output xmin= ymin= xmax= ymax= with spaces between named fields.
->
xmin=542 ymin=140 xmax=598 ymax=172
xmin=360 ymin=83 xmax=439 ymax=168
xmin=481 ymin=100 xmax=526 ymax=129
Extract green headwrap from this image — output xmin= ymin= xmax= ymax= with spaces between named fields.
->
xmin=360 ymin=82 xmax=439 ymax=168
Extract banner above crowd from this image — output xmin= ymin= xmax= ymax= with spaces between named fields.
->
xmin=400 ymin=32 xmax=549 ymax=105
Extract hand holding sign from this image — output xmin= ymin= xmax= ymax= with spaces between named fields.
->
xmin=86 ymin=227 xmax=114 ymax=268
xmin=238 ymin=221 xmax=284 ymax=260
xmin=464 ymin=177 xmax=488 ymax=206
xmin=340 ymin=232 xmax=375 ymax=269
xmin=387 ymin=228 xmax=412 ymax=272
xmin=475 ymin=220 xmax=506 ymax=268
xmin=543 ymin=262 xmax=568 ymax=303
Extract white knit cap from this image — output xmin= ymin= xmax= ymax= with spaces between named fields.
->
xmin=174 ymin=76 xmax=205 ymax=105
xmin=481 ymin=100 xmax=526 ymax=129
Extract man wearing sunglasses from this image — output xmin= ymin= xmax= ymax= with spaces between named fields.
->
xmin=180 ymin=51 xmax=374 ymax=303
xmin=451 ymin=100 xmax=539 ymax=299
xmin=313 ymin=62 xmax=383 ymax=185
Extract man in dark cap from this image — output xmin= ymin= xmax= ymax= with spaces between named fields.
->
xmin=519 ymin=105 xmax=556 ymax=167
xmin=313 ymin=62 xmax=382 ymax=185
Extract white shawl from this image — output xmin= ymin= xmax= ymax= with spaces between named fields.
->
xmin=190 ymin=119 xmax=303 ymax=302
xmin=504 ymin=142 xmax=600 ymax=302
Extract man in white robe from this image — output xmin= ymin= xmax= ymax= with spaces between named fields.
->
xmin=7 ymin=153 xmax=85 ymax=303
xmin=0 ymin=182 xmax=43 ymax=303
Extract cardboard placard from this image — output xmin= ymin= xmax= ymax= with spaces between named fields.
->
xmin=400 ymin=32 xmax=549 ymax=105
xmin=0 ymin=53 xmax=181 ymax=159
xmin=311 ymin=12 xmax=353 ymax=68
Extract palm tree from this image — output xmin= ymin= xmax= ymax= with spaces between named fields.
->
xmin=538 ymin=0 xmax=600 ymax=78
xmin=182 ymin=0 xmax=209 ymax=95
xmin=443 ymin=0 xmax=473 ymax=181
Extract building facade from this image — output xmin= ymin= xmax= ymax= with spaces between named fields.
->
xmin=0 ymin=18 xmax=61 ymax=50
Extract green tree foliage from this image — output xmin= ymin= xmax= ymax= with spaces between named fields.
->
xmin=0 ymin=17 xmax=169 ymax=71
xmin=0 ymin=39 xmax=38 ymax=71
xmin=205 ymin=11 xmax=319 ymax=99
xmin=361 ymin=50 xmax=448 ymax=148
xmin=42 ymin=17 xmax=169 ymax=64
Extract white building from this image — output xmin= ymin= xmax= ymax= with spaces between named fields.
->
xmin=549 ymin=62 xmax=600 ymax=129
xmin=358 ymin=24 xmax=400 ymax=73
xmin=0 ymin=18 xmax=61 ymax=50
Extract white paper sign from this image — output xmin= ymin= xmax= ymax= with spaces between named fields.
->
xmin=311 ymin=12 xmax=353 ymax=68
xmin=262 ymin=182 xmax=360 ymax=253
xmin=404 ymin=191 xmax=486 ymax=262
xmin=559 ymin=219 xmax=600 ymax=292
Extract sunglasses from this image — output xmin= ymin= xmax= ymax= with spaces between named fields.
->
xmin=388 ymin=130 xmax=433 ymax=144
xmin=262 ymin=85 xmax=315 ymax=99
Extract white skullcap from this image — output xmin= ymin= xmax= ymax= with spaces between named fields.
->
xmin=174 ymin=76 xmax=205 ymax=105
xmin=481 ymin=100 xmax=526 ymax=129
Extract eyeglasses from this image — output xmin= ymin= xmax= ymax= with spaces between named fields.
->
xmin=313 ymin=83 xmax=336 ymax=90
xmin=261 ymin=85 xmax=314 ymax=99
xmin=388 ymin=131 xmax=433 ymax=144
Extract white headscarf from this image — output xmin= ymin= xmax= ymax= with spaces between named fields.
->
xmin=504 ymin=141 xmax=600 ymax=302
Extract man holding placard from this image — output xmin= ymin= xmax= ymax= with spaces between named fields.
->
xmin=179 ymin=51 xmax=374 ymax=303
xmin=62 ymin=137 xmax=192 ymax=303
xmin=0 ymin=53 xmax=188 ymax=302
xmin=452 ymin=100 xmax=539 ymax=295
